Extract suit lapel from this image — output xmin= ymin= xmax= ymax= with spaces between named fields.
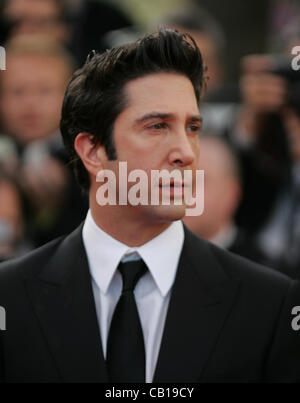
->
xmin=24 ymin=224 xmax=108 ymax=383
xmin=153 ymin=227 xmax=240 ymax=382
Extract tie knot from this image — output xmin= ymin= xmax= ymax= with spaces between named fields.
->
xmin=118 ymin=259 xmax=147 ymax=293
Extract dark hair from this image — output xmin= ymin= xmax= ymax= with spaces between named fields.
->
xmin=60 ymin=28 xmax=204 ymax=190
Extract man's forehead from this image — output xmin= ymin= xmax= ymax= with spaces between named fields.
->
xmin=122 ymin=72 xmax=199 ymax=115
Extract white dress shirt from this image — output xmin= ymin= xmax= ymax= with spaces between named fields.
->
xmin=82 ymin=210 xmax=184 ymax=382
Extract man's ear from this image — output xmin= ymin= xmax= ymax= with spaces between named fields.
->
xmin=74 ymin=133 xmax=107 ymax=179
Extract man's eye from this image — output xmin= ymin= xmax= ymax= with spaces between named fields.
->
xmin=187 ymin=125 xmax=201 ymax=133
xmin=149 ymin=122 xmax=167 ymax=130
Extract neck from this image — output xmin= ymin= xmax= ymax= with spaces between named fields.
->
xmin=89 ymin=196 xmax=171 ymax=247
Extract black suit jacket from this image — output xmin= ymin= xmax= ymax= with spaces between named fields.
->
xmin=0 ymin=224 xmax=300 ymax=383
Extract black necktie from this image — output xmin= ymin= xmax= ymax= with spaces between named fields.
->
xmin=106 ymin=259 xmax=147 ymax=383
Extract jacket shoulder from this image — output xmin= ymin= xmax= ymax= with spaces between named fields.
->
xmin=184 ymin=226 xmax=293 ymax=292
xmin=210 ymin=241 xmax=291 ymax=286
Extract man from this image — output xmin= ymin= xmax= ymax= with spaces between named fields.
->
xmin=0 ymin=29 xmax=300 ymax=383
xmin=183 ymin=134 xmax=266 ymax=265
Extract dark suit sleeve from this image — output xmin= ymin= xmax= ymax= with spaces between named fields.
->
xmin=264 ymin=280 xmax=300 ymax=382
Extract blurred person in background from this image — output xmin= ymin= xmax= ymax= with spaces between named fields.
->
xmin=0 ymin=0 xmax=132 ymax=67
xmin=228 ymin=15 xmax=300 ymax=253
xmin=0 ymin=170 xmax=29 ymax=262
xmin=163 ymin=5 xmax=229 ymax=101
xmin=184 ymin=134 xmax=266 ymax=265
xmin=195 ymin=10 xmax=300 ymax=239
xmin=63 ymin=0 xmax=132 ymax=66
xmin=0 ymin=35 xmax=88 ymax=248
xmin=230 ymin=52 xmax=292 ymax=233
xmin=268 ymin=1 xmax=300 ymax=52
xmin=0 ymin=0 xmax=69 ymax=44
xmin=257 ymin=83 xmax=300 ymax=279
xmin=0 ymin=35 xmax=72 ymax=145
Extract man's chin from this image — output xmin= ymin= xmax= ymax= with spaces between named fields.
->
xmin=152 ymin=204 xmax=187 ymax=222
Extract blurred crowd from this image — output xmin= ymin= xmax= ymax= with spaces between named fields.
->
xmin=0 ymin=0 xmax=300 ymax=279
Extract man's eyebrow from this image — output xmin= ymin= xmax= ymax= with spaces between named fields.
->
xmin=134 ymin=113 xmax=203 ymax=125
xmin=134 ymin=112 xmax=173 ymax=125
xmin=189 ymin=116 xmax=203 ymax=124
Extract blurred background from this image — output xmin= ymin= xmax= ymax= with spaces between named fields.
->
xmin=0 ymin=0 xmax=300 ymax=279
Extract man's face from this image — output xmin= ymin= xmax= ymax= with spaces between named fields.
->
xmin=0 ymin=54 xmax=69 ymax=144
xmin=101 ymin=72 xmax=201 ymax=224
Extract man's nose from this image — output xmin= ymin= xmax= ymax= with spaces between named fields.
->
xmin=168 ymin=131 xmax=196 ymax=167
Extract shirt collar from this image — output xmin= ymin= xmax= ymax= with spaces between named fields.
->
xmin=82 ymin=210 xmax=184 ymax=297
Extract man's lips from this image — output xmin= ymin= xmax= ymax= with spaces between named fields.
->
xmin=158 ymin=180 xmax=190 ymax=188
xmin=157 ymin=180 xmax=193 ymax=200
